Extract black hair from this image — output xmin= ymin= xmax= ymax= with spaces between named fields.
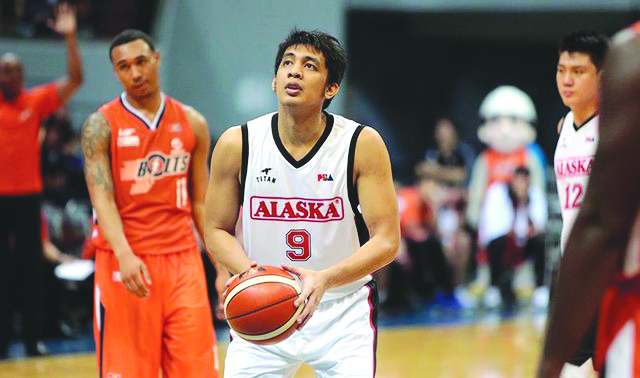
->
xmin=559 ymin=31 xmax=609 ymax=71
xmin=274 ymin=29 xmax=347 ymax=110
xmin=513 ymin=166 xmax=530 ymax=177
xmin=109 ymin=29 xmax=155 ymax=62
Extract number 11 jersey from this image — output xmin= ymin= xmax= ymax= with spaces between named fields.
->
xmin=554 ymin=111 xmax=599 ymax=253
xmin=90 ymin=93 xmax=198 ymax=255
xmin=241 ymin=112 xmax=370 ymax=302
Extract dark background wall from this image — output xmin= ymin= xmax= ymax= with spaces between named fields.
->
xmin=346 ymin=10 xmax=636 ymax=183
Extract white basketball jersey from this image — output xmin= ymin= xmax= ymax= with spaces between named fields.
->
xmin=241 ymin=112 xmax=370 ymax=301
xmin=554 ymin=111 xmax=599 ymax=253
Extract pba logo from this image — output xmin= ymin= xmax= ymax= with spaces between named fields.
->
xmin=250 ymin=196 xmax=344 ymax=222
xmin=317 ymin=173 xmax=334 ymax=182
xmin=136 ymin=152 xmax=190 ymax=178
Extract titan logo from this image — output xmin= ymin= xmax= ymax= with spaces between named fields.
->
xmin=256 ymin=167 xmax=276 ymax=183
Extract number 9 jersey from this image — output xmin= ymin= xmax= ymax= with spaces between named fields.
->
xmin=90 ymin=93 xmax=198 ymax=255
xmin=554 ymin=111 xmax=599 ymax=253
xmin=240 ymin=112 xmax=370 ymax=302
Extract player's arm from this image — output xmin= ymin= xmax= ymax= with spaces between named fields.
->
xmin=204 ymin=127 xmax=252 ymax=275
xmin=184 ymin=106 xmax=212 ymax=247
xmin=185 ymin=107 xmax=230 ymax=312
xmin=284 ymin=127 xmax=400 ymax=328
xmin=51 ymin=3 xmax=83 ymax=103
xmin=81 ymin=112 xmax=150 ymax=298
xmin=538 ymin=35 xmax=640 ymax=377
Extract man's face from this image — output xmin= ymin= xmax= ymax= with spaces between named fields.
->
xmin=435 ymin=120 xmax=458 ymax=155
xmin=273 ymin=44 xmax=338 ymax=110
xmin=0 ymin=55 xmax=23 ymax=100
xmin=511 ymin=173 xmax=530 ymax=201
xmin=556 ymin=51 xmax=600 ymax=110
xmin=111 ymin=39 xmax=160 ymax=99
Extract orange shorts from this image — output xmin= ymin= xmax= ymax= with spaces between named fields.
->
xmin=93 ymin=248 xmax=219 ymax=378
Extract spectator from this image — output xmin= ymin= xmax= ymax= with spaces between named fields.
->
xmin=419 ymin=118 xmax=475 ymax=187
xmin=478 ymin=166 xmax=548 ymax=309
xmin=0 ymin=3 xmax=83 ymax=358
xmin=41 ymin=109 xmax=88 ymax=207
xmin=382 ymin=171 xmax=456 ymax=310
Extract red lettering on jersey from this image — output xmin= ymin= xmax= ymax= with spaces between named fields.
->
xmin=281 ymin=202 xmax=296 ymax=218
xmin=295 ymin=201 xmax=309 ymax=218
xmin=555 ymin=156 xmax=595 ymax=178
xmin=250 ymin=196 xmax=344 ymax=222
xmin=253 ymin=201 xmax=271 ymax=218
xmin=308 ymin=202 xmax=324 ymax=219
xmin=325 ymin=202 xmax=340 ymax=219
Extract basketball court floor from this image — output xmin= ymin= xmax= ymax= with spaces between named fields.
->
xmin=0 ymin=309 xmax=545 ymax=377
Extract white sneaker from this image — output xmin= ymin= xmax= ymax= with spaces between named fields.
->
xmin=532 ymin=286 xmax=550 ymax=309
xmin=454 ymin=286 xmax=478 ymax=309
xmin=483 ymin=286 xmax=502 ymax=309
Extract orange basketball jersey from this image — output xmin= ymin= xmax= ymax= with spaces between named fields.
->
xmin=484 ymin=148 xmax=527 ymax=186
xmin=91 ymin=93 xmax=198 ymax=255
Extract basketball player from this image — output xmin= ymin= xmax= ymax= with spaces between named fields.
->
xmin=538 ymin=23 xmax=640 ymax=377
xmin=553 ymin=30 xmax=608 ymax=376
xmin=81 ymin=30 xmax=222 ymax=377
xmin=205 ymin=29 xmax=400 ymax=376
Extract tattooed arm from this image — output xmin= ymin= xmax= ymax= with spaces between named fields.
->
xmin=82 ymin=112 xmax=151 ymax=298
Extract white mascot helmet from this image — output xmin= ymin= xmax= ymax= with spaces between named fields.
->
xmin=477 ymin=86 xmax=537 ymax=154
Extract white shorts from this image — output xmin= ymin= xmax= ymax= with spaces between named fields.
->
xmin=224 ymin=280 xmax=378 ymax=377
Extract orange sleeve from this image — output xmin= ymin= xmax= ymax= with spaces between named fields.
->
xmin=33 ymin=83 xmax=63 ymax=119
xmin=398 ymin=188 xmax=422 ymax=229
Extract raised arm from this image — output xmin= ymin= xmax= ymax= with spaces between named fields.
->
xmin=284 ymin=127 xmax=400 ymax=329
xmin=204 ymin=127 xmax=252 ymax=275
xmin=538 ymin=34 xmax=640 ymax=377
xmin=51 ymin=3 xmax=83 ymax=103
xmin=81 ymin=112 xmax=149 ymax=298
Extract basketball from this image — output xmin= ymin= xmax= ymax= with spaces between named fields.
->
xmin=224 ymin=265 xmax=304 ymax=345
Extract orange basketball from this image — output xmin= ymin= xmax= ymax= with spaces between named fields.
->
xmin=224 ymin=265 xmax=304 ymax=345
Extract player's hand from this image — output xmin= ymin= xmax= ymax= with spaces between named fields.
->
xmin=281 ymin=264 xmax=328 ymax=330
xmin=48 ymin=3 xmax=77 ymax=36
xmin=221 ymin=261 xmax=258 ymax=303
xmin=117 ymin=252 xmax=151 ymax=298
xmin=214 ymin=268 xmax=230 ymax=320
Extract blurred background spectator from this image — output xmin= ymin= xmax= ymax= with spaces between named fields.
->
xmin=41 ymin=109 xmax=88 ymax=207
xmin=477 ymin=166 xmax=548 ymax=309
xmin=419 ymin=118 xmax=475 ymax=187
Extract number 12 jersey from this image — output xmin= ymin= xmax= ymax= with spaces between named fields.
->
xmin=554 ymin=111 xmax=599 ymax=253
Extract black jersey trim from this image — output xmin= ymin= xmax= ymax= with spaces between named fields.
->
xmin=240 ymin=124 xmax=248 ymax=205
xmin=573 ymin=112 xmax=598 ymax=132
xmin=271 ymin=111 xmax=334 ymax=169
xmin=366 ymin=279 xmax=379 ymax=376
xmin=347 ymin=125 xmax=369 ymax=246
xmin=119 ymin=92 xmax=167 ymax=131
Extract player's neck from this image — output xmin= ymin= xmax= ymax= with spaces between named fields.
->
xmin=571 ymin=102 xmax=599 ymax=127
xmin=125 ymin=90 xmax=163 ymax=117
xmin=277 ymin=106 xmax=326 ymax=147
